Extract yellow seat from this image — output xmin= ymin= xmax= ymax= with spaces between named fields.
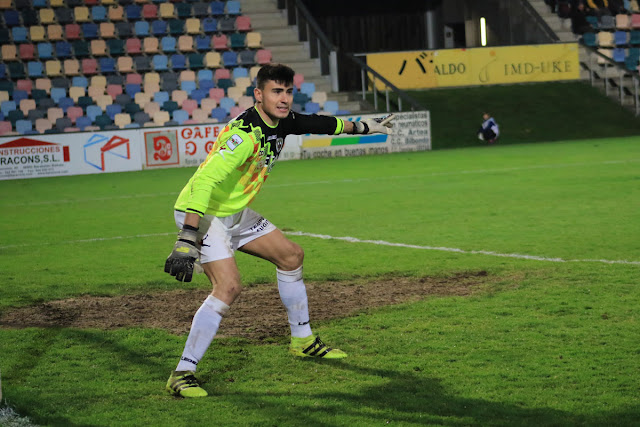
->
xmin=30 ymin=26 xmax=47 ymax=42
xmin=39 ymin=8 xmax=55 ymax=24
xmin=45 ymin=60 xmax=62 ymax=77
xmin=74 ymin=6 xmax=90 ymax=22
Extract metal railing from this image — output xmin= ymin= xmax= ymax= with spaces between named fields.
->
xmin=580 ymin=42 xmax=640 ymax=115
xmin=518 ymin=0 xmax=561 ymax=42
xmin=278 ymin=0 xmax=424 ymax=112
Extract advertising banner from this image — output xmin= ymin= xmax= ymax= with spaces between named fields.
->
xmin=300 ymin=111 xmax=431 ymax=159
xmin=0 ymin=130 xmax=142 ymax=180
xmin=366 ymin=43 xmax=580 ymax=89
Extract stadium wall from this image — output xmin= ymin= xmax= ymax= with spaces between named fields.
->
xmin=0 ymin=111 xmax=430 ymax=181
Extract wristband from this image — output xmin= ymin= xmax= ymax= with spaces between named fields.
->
xmin=183 ymin=224 xmax=199 ymax=232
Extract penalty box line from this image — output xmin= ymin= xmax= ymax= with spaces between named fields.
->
xmin=284 ymin=231 xmax=640 ymax=266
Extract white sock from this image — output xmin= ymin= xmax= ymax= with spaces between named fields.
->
xmin=175 ymin=295 xmax=230 ymax=372
xmin=277 ymin=266 xmax=313 ymax=338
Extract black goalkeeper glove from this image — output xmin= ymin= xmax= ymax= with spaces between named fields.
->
xmin=164 ymin=225 xmax=199 ymax=283
xmin=352 ymin=114 xmax=395 ymax=135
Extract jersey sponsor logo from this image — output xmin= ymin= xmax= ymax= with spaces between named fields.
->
xmin=249 ymin=217 xmax=271 ymax=233
xmin=276 ymin=138 xmax=284 ymax=152
xmin=267 ymin=135 xmax=278 ymax=141
xmin=226 ymin=134 xmax=244 ymax=151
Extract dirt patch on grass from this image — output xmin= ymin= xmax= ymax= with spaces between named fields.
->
xmin=0 ymin=272 xmax=488 ymax=339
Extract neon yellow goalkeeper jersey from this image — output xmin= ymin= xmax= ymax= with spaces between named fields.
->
xmin=175 ymin=106 xmax=344 ymax=217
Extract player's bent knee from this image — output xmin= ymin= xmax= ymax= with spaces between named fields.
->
xmin=280 ymin=243 xmax=304 ymax=271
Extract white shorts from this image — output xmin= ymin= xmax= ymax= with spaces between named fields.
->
xmin=173 ymin=208 xmax=277 ymax=263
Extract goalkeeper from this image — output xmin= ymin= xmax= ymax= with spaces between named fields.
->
xmin=164 ymin=63 xmax=394 ymax=398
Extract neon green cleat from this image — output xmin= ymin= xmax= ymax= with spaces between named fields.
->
xmin=166 ymin=371 xmax=208 ymax=398
xmin=289 ymin=335 xmax=348 ymax=359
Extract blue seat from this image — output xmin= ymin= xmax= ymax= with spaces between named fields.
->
xmin=152 ymin=20 xmax=167 ymax=36
xmin=226 ymin=1 xmax=241 ymax=15
xmin=195 ymin=35 xmax=210 ymax=51
xmin=323 ymin=100 xmax=339 ymax=115
xmin=198 ymin=69 xmax=213 ymax=81
xmin=300 ymin=82 xmax=316 ymax=97
xmin=153 ymin=54 xmax=169 ymax=71
xmin=27 ymin=61 xmax=44 ymax=78
xmin=1 ymin=101 xmax=17 ymax=116
xmin=54 ymin=41 xmax=71 ymax=58
xmin=191 ymin=88 xmax=207 ymax=104
xmin=72 ymin=76 xmax=88 ymax=88
xmin=202 ymin=17 xmax=217 ymax=33
xmin=82 ymin=23 xmax=99 ymax=39
xmin=219 ymin=97 xmax=235 ymax=113
xmin=125 ymin=5 xmax=141 ymax=20
xmin=154 ymin=91 xmax=169 ymax=105
xmin=76 ymin=116 xmax=91 ymax=130
xmin=222 ymin=51 xmax=238 ymax=67
xmin=33 ymin=0 xmax=47 ymax=7
xmin=91 ymin=6 xmax=107 ymax=22
xmin=125 ymin=83 xmax=141 ymax=97
xmin=614 ymin=31 xmax=628 ymax=46
xmin=106 ymin=104 xmax=122 ymax=120
xmin=586 ymin=15 xmax=599 ymax=30
xmin=12 ymin=27 xmax=28 ymax=43
xmin=232 ymin=67 xmax=248 ymax=79
xmin=199 ymin=79 xmax=214 ymax=92
xmin=211 ymin=107 xmax=227 ymax=122
xmin=180 ymin=81 xmax=196 ymax=95
xmin=170 ymin=54 xmax=186 ymax=70
xmin=162 ymin=100 xmax=179 ymax=113
xmin=99 ymin=57 xmax=116 ymax=74
xmin=210 ymin=1 xmax=224 ymax=15
xmin=58 ymin=97 xmax=74 ymax=113
xmin=173 ymin=109 xmax=189 ymax=124
xmin=51 ymin=88 xmax=67 ymax=103
xmin=304 ymin=101 xmax=320 ymax=114
xmin=135 ymin=21 xmax=150 ymax=37
xmin=613 ymin=47 xmax=626 ymax=62
xmin=16 ymin=119 xmax=33 ymax=134
xmin=86 ymin=105 xmax=102 ymax=121
xmin=0 ymin=64 xmax=5 ymax=80
xmin=217 ymin=78 xmax=234 ymax=91
xmin=4 ymin=10 xmax=20 ymax=27
xmin=161 ymin=36 xmax=176 ymax=53
xmin=12 ymin=90 xmax=28 ymax=104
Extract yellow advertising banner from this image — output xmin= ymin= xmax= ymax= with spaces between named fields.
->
xmin=366 ymin=43 xmax=580 ymax=89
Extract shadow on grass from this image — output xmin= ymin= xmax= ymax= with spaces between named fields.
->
xmin=221 ymin=360 xmax=637 ymax=426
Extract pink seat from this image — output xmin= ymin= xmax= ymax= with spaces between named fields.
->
xmin=66 ymin=106 xmax=83 ymax=123
xmin=182 ymin=99 xmax=198 ymax=115
xmin=208 ymin=88 xmax=224 ymax=101
xmin=106 ymin=84 xmax=123 ymax=100
xmin=236 ymin=16 xmax=251 ymax=31
xmin=256 ymin=49 xmax=272 ymax=65
xmin=142 ymin=4 xmax=158 ymax=18
xmin=126 ymin=38 xmax=142 ymax=54
xmin=82 ymin=58 xmax=98 ymax=75
xmin=0 ymin=121 xmax=13 ymax=135
xmin=212 ymin=34 xmax=228 ymax=51
xmin=632 ymin=13 xmax=640 ymax=29
xmin=16 ymin=79 xmax=33 ymax=94
xmin=19 ymin=44 xmax=35 ymax=60
xmin=126 ymin=73 xmax=143 ymax=85
xmin=293 ymin=73 xmax=304 ymax=89
xmin=65 ymin=24 xmax=81 ymax=40
xmin=214 ymin=68 xmax=231 ymax=80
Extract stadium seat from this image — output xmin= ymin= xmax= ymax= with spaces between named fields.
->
xmin=222 ymin=51 xmax=238 ymax=67
xmin=212 ymin=33 xmax=229 ymax=50
xmin=218 ymin=17 xmax=236 ymax=32
xmin=126 ymin=4 xmax=142 ymax=20
xmin=237 ymin=16 xmax=252 ymax=32
xmin=100 ymin=22 xmax=116 ymax=39
xmin=600 ymin=15 xmax=616 ymax=30
xmin=142 ymin=4 xmax=158 ymax=19
xmin=616 ymin=14 xmax=630 ymax=29
xmin=597 ymin=31 xmax=614 ymax=47
xmin=126 ymin=38 xmax=142 ymax=54
xmin=209 ymin=87 xmax=225 ymax=101
xmin=108 ymin=5 xmax=124 ymax=21
xmin=195 ymin=35 xmax=211 ymax=51
xmin=31 ymin=26 xmax=47 ymax=42
xmin=35 ymin=118 xmax=52 ymax=133
xmin=19 ymin=44 xmax=35 ymax=61
xmin=256 ymin=49 xmax=272 ymax=65
xmin=116 ymin=22 xmax=133 ymax=38
xmin=202 ymin=17 xmax=218 ymax=33
xmin=210 ymin=1 xmax=224 ymax=16
xmin=178 ymin=35 xmax=194 ymax=52
xmin=170 ymin=54 xmax=186 ymax=70
xmin=82 ymin=23 xmax=99 ymax=39
xmin=16 ymin=119 xmax=32 ymax=134
xmin=193 ymin=2 xmax=209 ymax=17
xmin=91 ymin=5 xmax=107 ymax=22
xmin=176 ymin=3 xmax=191 ymax=18
xmin=168 ymin=20 xmax=184 ymax=36
xmin=229 ymin=33 xmax=246 ymax=49
xmin=159 ymin=3 xmax=174 ymax=18
xmin=161 ymin=36 xmax=177 ymax=53
xmin=186 ymin=18 xmax=201 ymax=35
xmin=323 ymin=100 xmax=339 ymax=115
xmin=246 ymin=32 xmax=262 ymax=49
xmin=226 ymin=1 xmax=241 ymax=15
xmin=238 ymin=49 xmax=256 ymax=66
xmin=205 ymin=52 xmax=222 ymax=68
xmin=38 ymin=42 xmax=55 ymax=59
xmin=1 ymin=45 xmax=17 ymax=61
xmin=64 ymin=23 xmax=81 ymax=40
xmin=614 ymin=30 xmax=628 ymax=46
xmin=211 ymin=107 xmax=227 ymax=122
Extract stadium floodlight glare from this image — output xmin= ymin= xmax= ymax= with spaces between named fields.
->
xmin=480 ymin=17 xmax=487 ymax=46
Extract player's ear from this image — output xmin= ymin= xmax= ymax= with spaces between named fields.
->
xmin=254 ymin=87 xmax=262 ymax=103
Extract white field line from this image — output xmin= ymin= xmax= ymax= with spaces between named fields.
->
xmin=0 ymin=230 xmax=638 ymax=266
xmin=4 ymin=158 xmax=639 ymax=207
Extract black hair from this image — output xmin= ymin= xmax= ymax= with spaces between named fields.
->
xmin=256 ymin=63 xmax=295 ymax=89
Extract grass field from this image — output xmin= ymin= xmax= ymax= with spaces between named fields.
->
xmin=1 ymin=134 xmax=639 ymax=425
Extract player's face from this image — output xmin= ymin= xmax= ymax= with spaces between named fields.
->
xmin=255 ymin=80 xmax=294 ymax=125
